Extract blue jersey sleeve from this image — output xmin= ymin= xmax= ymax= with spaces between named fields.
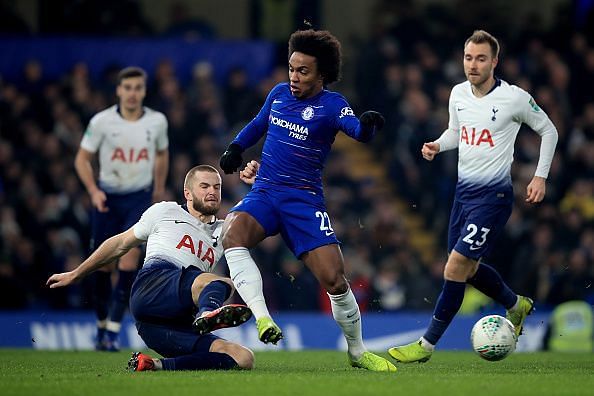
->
xmin=330 ymin=96 xmax=375 ymax=143
xmin=232 ymin=84 xmax=283 ymax=149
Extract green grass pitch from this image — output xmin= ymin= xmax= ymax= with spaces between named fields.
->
xmin=1 ymin=349 xmax=593 ymax=396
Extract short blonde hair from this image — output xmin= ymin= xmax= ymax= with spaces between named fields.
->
xmin=465 ymin=30 xmax=500 ymax=58
xmin=184 ymin=165 xmax=220 ymax=189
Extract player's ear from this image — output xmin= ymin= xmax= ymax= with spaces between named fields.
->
xmin=316 ymin=70 xmax=324 ymax=85
xmin=183 ymin=188 xmax=192 ymax=201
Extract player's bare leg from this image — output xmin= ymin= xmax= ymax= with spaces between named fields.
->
xmin=303 ymin=244 xmax=396 ymax=372
xmin=222 ymin=211 xmax=283 ymax=344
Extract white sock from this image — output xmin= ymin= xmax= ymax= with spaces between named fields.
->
xmin=420 ymin=337 xmax=435 ymax=352
xmin=106 ymin=320 xmax=121 ymax=333
xmin=328 ymin=287 xmax=366 ymax=359
xmin=510 ymin=295 xmax=520 ymax=311
xmin=153 ymin=359 xmax=163 ymax=370
xmin=225 ymin=247 xmax=271 ymax=319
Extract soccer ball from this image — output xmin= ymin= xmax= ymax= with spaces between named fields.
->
xmin=470 ymin=315 xmax=517 ymax=361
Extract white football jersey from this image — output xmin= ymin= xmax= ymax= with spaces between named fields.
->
xmin=80 ymin=105 xmax=168 ymax=193
xmin=436 ymin=79 xmax=557 ymax=204
xmin=133 ymin=202 xmax=224 ymax=272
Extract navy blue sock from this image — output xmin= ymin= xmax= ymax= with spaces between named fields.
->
xmin=93 ymin=271 xmax=112 ymax=321
xmin=161 ymin=352 xmax=237 ymax=370
xmin=198 ymin=281 xmax=232 ymax=316
xmin=467 ymin=263 xmax=517 ymax=309
xmin=423 ymin=280 xmax=466 ymax=345
xmin=108 ymin=270 xmax=137 ymax=323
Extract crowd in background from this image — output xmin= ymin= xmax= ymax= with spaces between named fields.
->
xmin=0 ymin=1 xmax=593 ymax=313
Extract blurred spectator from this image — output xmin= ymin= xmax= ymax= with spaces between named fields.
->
xmin=164 ymin=2 xmax=216 ymax=39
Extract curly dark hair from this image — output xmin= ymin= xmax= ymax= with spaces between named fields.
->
xmin=288 ymin=29 xmax=342 ymax=85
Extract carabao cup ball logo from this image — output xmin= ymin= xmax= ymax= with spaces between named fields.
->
xmin=301 ymin=106 xmax=314 ymax=120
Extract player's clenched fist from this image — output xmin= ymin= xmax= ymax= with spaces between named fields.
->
xmin=421 ymin=142 xmax=440 ymax=161
xmin=240 ymin=160 xmax=260 ymax=186
xmin=219 ymin=143 xmax=244 ymax=174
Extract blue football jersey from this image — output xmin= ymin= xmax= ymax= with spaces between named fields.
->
xmin=232 ymin=83 xmax=374 ymax=193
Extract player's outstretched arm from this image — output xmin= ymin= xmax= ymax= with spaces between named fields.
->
xmin=421 ymin=142 xmax=440 ymax=161
xmin=239 ymin=160 xmax=260 ymax=186
xmin=47 ymin=228 xmax=143 ymax=288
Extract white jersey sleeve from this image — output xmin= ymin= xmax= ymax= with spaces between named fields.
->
xmin=435 ymin=89 xmax=461 ymax=152
xmin=133 ymin=202 xmax=162 ymax=241
xmin=154 ymin=112 xmax=169 ymax=151
xmin=80 ymin=115 xmax=104 ymax=153
xmin=513 ymin=88 xmax=558 ymax=179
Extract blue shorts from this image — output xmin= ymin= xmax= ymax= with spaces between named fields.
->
xmin=90 ymin=188 xmax=152 ymax=250
xmin=447 ymin=201 xmax=512 ymax=260
xmin=130 ymin=260 xmax=220 ymax=357
xmin=230 ymin=186 xmax=339 ymax=258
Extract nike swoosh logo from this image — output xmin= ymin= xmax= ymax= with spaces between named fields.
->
xmin=457 ymin=107 xmax=465 ymax=111
xmin=174 ymin=220 xmax=191 ymax=224
xmin=273 ymin=100 xmax=282 ymax=104
xmin=325 ymin=231 xmax=334 ymax=236
xmin=232 ymin=270 xmax=245 ymax=282
xmin=469 ymin=245 xmax=481 ymax=251
xmin=346 ymin=313 xmax=356 ymax=318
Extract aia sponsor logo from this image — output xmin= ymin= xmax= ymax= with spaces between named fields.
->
xmin=460 ymin=126 xmax=494 ymax=147
xmin=176 ymin=234 xmax=215 ymax=267
xmin=111 ymin=147 xmax=149 ymax=162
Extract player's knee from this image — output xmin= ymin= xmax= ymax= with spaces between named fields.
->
xmin=443 ymin=257 xmax=476 ymax=281
xmin=215 ymin=341 xmax=254 ymax=370
xmin=324 ymin=277 xmax=348 ymax=295
xmin=221 ymin=227 xmax=240 ymax=249
xmin=233 ymin=346 xmax=255 ymax=370
xmin=221 ymin=215 xmax=242 ymax=249
xmin=191 ymin=273 xmax=230 ymax=301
